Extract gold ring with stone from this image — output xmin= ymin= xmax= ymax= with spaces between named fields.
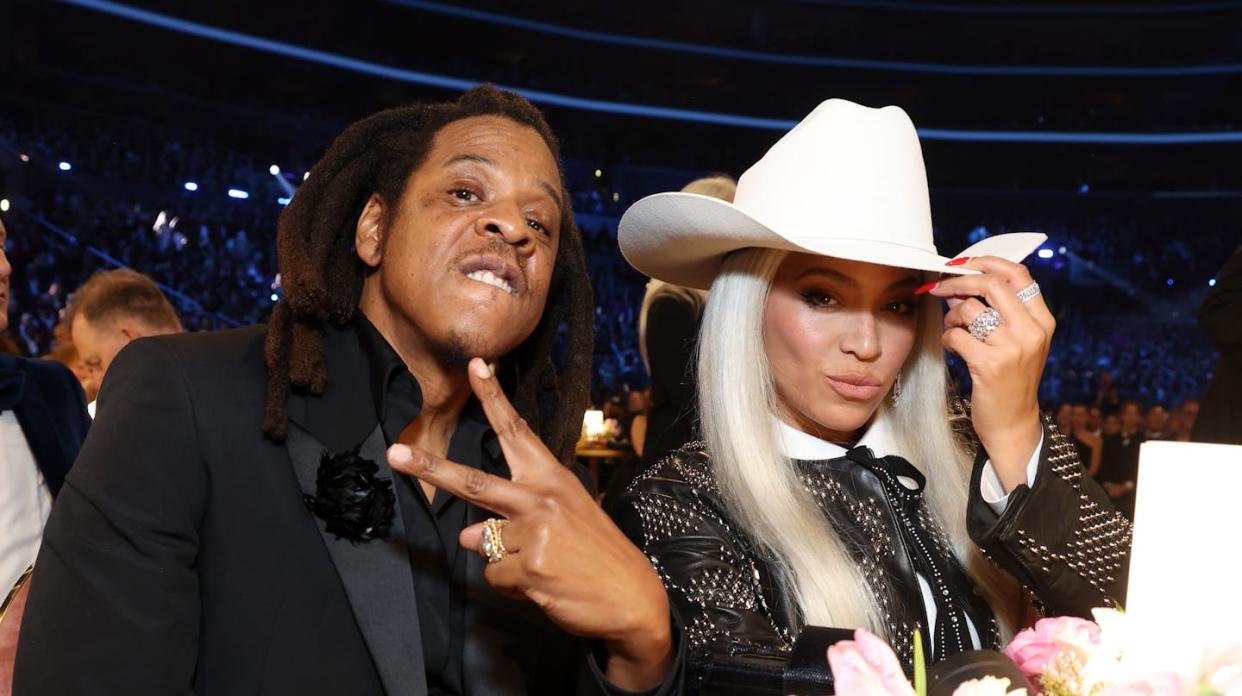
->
xmin=481 ymin=518 xmax=509 ymax=563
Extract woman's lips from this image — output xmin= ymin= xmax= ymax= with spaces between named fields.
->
xmin=825 ymin=375 xmax=883 ymax=401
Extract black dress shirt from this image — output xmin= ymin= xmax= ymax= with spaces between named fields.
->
xmin=354 ymin=317 xmax=680 ymax=696
xmin=355 ymin=318 xmax=503 ymax=695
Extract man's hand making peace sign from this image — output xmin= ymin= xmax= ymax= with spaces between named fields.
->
xmin=388 ymin=358 xmax=674 ymax=692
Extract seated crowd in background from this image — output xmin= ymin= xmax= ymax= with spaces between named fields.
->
xmin=0 ymin=117 xmax=1234 ymax=474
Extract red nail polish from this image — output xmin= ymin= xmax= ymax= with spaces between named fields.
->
xmin=914 ymin=281 xmax=938 ymax=295
xmin=946 ymin=257 xmax=970 ymax=267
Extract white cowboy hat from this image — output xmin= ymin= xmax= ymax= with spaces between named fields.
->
xmin=619 ymin=99 xmax=1046 ymax=290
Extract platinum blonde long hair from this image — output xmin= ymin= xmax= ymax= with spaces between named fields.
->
xmin=697 ymin=247 xmax=1023 ymax=639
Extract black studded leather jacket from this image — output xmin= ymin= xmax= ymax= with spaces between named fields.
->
xmin=611 ymin=419 xmax=1131 ymax=687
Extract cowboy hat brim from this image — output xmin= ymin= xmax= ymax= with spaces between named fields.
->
xmin=619 ymin=192 xmax=1048 ymax=290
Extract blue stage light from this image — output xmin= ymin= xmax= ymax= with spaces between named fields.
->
xmin=1166 ymin=278 xmax=1175 ymax=286
xmin=58 ymin=161 xmax=72 ymax=172
xmin=228 ymin=189 xmax=250 ymax=200
xmin=184 ymin=181 xmax=199 ymax=191
xmin=59 ymin=0 xmax=1242 ymax=144
xmin=1037 ymin=249 xmax=1055 ymax=259
xmin=1209 ymin=279 xmax=1217 ymax=287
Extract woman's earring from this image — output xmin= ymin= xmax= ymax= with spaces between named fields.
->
xmin=891 ymin=370 xmax=902 ymax=406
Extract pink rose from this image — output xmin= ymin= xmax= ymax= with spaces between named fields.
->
xmin=952 ymin=676 xmax=1027 ymax=696
xmin=1100 ymin=671 xmax=1186 ymax=696
xmin=827 ymin=629 xmax=917 ymax=696
xmin=1004 ymin=616 xmax=1103 ymax=677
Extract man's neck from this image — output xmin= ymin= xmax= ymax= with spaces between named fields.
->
xmin=359 ymin=307 xmax=472 ymax=457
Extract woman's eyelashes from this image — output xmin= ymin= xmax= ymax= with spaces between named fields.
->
xmin=800 ymin=288 xmax=918 ymax=317
xmin=800 ymin=289 xmax=838 ymax=309
xmin=886 ymin=298 xmax=919 ymax=316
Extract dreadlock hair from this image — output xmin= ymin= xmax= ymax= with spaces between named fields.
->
xmin=263 ymin=84 xmax=595 ymax=464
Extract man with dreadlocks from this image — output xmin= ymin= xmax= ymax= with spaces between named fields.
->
xmin=15 ymin=86 xmax=682 ymax=695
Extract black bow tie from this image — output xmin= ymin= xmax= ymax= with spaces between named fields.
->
xmin=0 ymin=361 xmax=26 ymax=413
xmin=844 ymin=446 xmax=927 ymax=504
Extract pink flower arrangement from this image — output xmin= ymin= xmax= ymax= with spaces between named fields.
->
xmin=827 ymin=629 xmax=1026 ymax=696
xmin=1004 ymin=616 xmax=1102 ymax=676
xmin=827 ymin=612 xmax=1242 ymax=696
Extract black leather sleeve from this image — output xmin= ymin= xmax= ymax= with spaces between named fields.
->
xmin=611 ymin=453 xmax=793 ymax=662
xmin=966 ymin=420 xmax=1131 ymax=619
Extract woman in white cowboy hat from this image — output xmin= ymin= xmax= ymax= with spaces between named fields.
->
xmin=613 ymin=99 xmax=1131 ymax=688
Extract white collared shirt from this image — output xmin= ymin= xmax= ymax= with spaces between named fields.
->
xmin=0 ymin=410 xmax=54 ymax=595
xmin=775 ymin=417 xmax=1040 ymax=652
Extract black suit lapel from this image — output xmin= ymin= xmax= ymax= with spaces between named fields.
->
xmin=287 ymin=421 xmax=428 ymax=696
xmin=13 ymin=363 xmax=72 ymax=496
xmin=283 ymin=324 xmax=427 ymax=696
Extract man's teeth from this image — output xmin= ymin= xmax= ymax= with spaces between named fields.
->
xmin=465 ymin=270 xmax=515 ymax=294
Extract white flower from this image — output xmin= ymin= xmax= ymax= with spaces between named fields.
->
xmin=951 ymin=676 xmax=1027 ymax=696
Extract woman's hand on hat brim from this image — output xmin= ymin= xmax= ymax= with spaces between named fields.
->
xmin=929 ymin=256 xmax=1053 ymax=493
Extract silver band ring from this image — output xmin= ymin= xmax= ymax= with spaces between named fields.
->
xmin=481 ymin=518 xmax=509 ymax=563
xmin=1016 ymin=282 xmax=1041 ymax=304
xmin=968 ymin=307 xmax=1004 ymax=341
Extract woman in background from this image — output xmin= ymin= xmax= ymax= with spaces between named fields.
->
xmin=637 ymin=175 xmax=735 ymax=466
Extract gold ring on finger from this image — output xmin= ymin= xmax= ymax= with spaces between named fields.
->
xmin=481 ymin=518 xmax=509 ymax=564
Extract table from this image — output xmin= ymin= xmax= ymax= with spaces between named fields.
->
xmin=575 ymin=446 xmax=632 ymax=497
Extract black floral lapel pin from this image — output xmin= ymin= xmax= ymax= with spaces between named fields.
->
xmin=304 ymin=445 xmax=396 ymax=544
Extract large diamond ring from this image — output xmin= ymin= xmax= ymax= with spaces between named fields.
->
xmin=968 ymin=307 xmax=1004 ymax=341
xmin=481 ymin=518 xmax=509 ymax=563
xmin=1016 ymin=282 xmax=1041 ymax=304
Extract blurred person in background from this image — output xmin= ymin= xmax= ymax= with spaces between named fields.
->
xmin=1194 ymin=245 xmax=1242 ymax=445
xmin=637 ymin=175 xmax=735 ymax=467
xmin=44 ymin=341 xmax=98 ymax=406
xmin=67 ymin=268 xmax=183 ymax=395
xmin=1098 ymin=400 xmax=1144 ymax=518
xmin=1141 ymin=404 xmax=1169 ymax=440
xmin=0 ymin=215 xmax=91 ymax=689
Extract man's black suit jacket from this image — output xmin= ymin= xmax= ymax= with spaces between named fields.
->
xmin=14 ymin=325 xmax=682 ymax=695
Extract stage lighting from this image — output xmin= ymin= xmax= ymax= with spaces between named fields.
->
xmin=594 ymin=169 xmax=602 ymax=178
xmin=0 ymin=199 xmax=9 ymax=212
xmin=1209 ymin=278 xmax=1217 ymax=287
xmin=58 ymin=161 xmax=72 ymax=172
xmin=612 ymin=192 xmax=620 ymax=202
xmin=18 ymin=154 xmax=29 ymax=163
xmin=184 ymin=181 xmax=199 ymax=192
xmin=1037 ymin=248 xmax=1054 ymax=259
xmin=277 ymin=197 xmax=291 ymax=206
xmin=303 ymin=171 xmax=310 ymax=181
xmin=228 ymin=189 xmax=250 ymax=200
xmin=270 ymin=293 xmax=279 ymax=302
xmin=1166 ymin=278 xmax=1175 ymax=287
xmin=1057 ymin=246 xmax=1067 ymax=255
xmin=1078 ymin=183 xmax=1090 ymax=194
xmin=269 ymin=165 xmax=281 ymax=176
